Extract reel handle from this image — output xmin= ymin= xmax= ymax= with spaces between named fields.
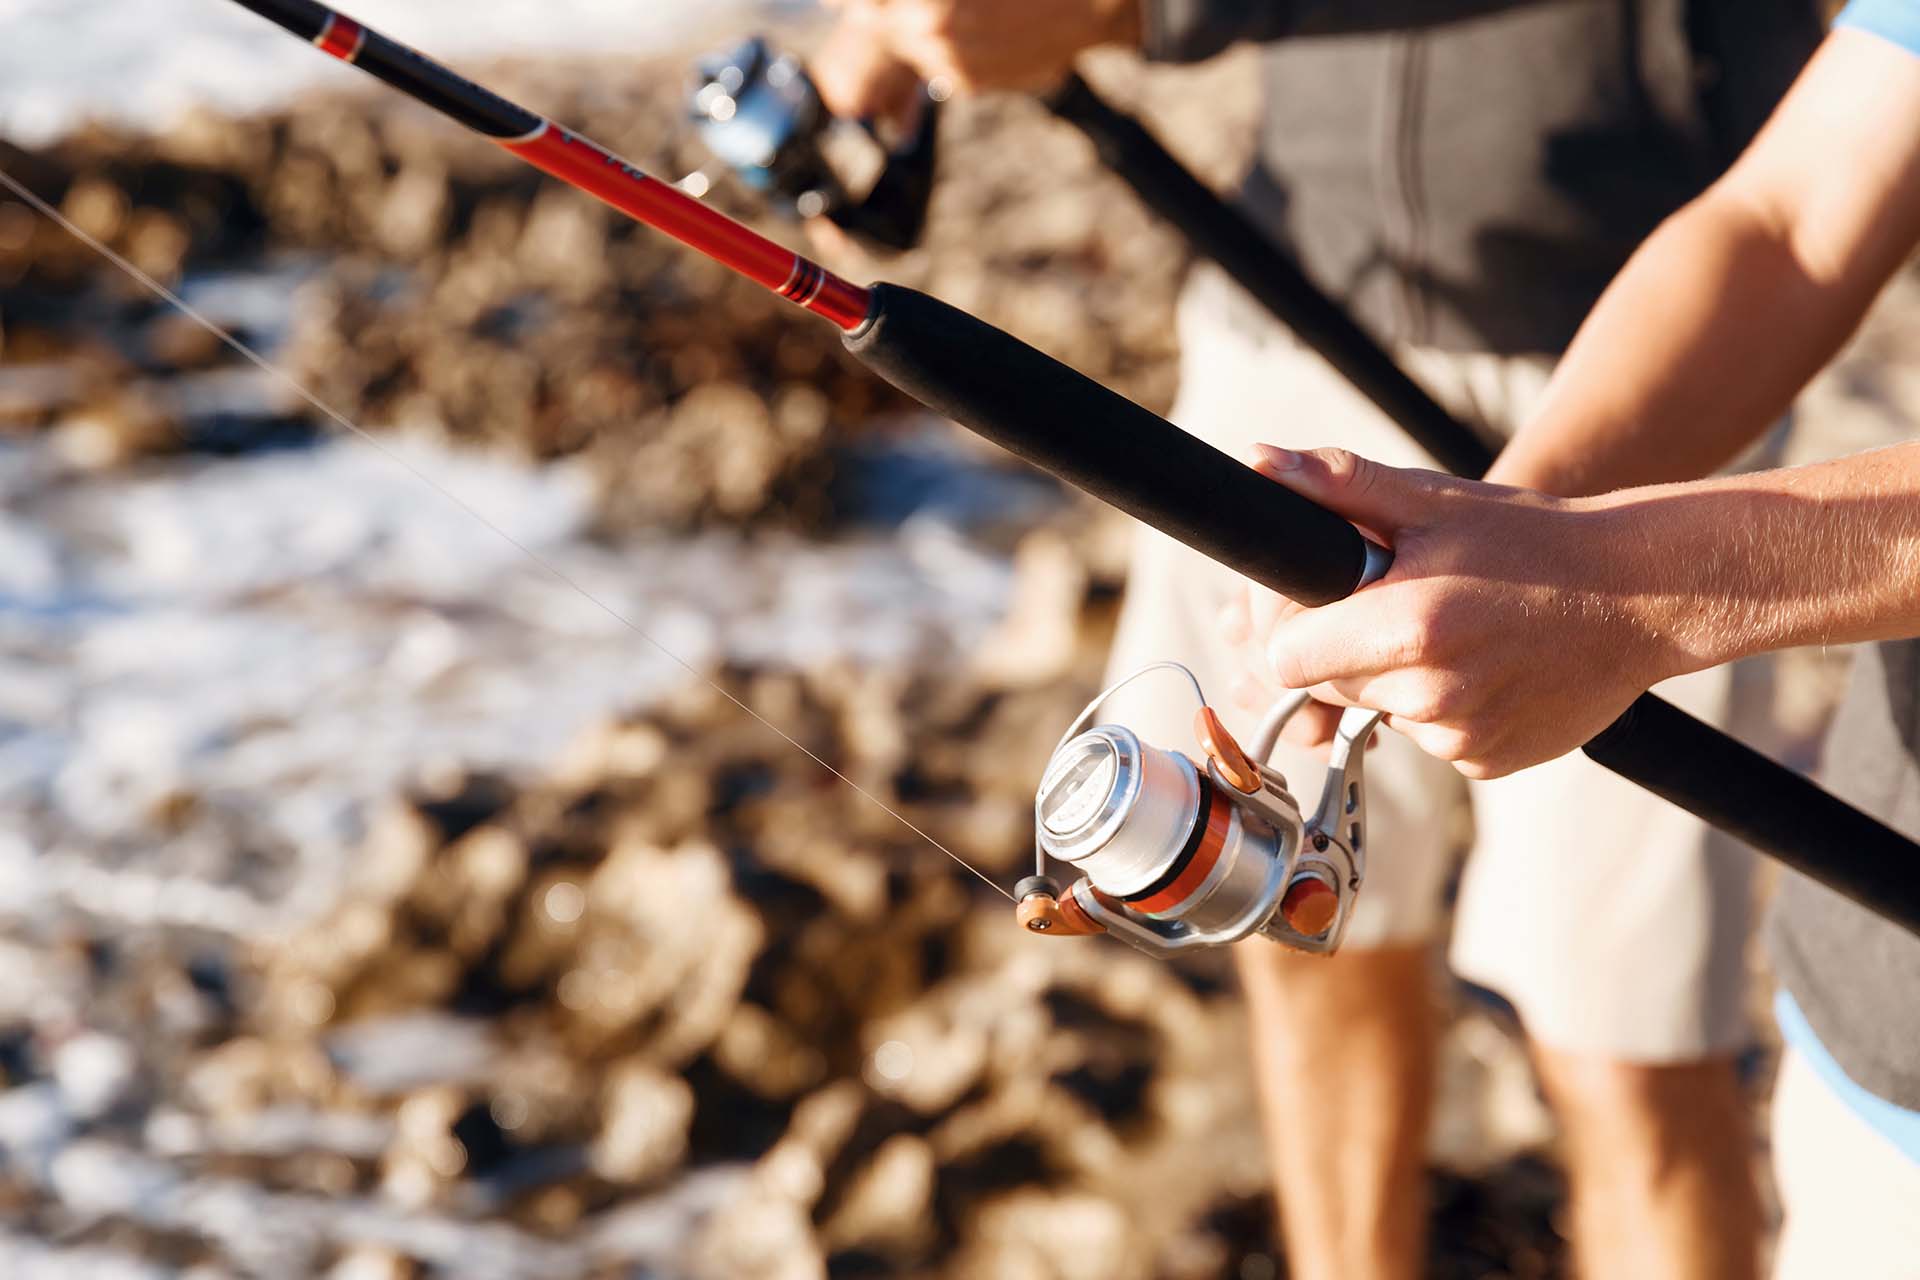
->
xmin=831 ymin=92 xmax=941 ymax=251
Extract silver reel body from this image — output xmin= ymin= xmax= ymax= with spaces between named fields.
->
xmin=1018 ymin=664 xmax=1380 ymax=957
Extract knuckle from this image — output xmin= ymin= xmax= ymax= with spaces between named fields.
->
xmin=1401 ymin=587 xmax=1468 ymax=662
xmin=1418 ymin=676 xmax=1472 ymax=723
xmin=1400 ymin=608 xmax=1448 ymax=663
xmin=1267 ymin=641 xmax=1309 ymax=691
xmin=1327 ymin=449 xmax=1383 ymax=502
xmin=1400 ymin=683 xmax=1452 ymax=725
xmin=1308 ymin=447 xmax=1361 ymax=486
xmin=1419 ymin=723 xmax=1476 ymax=762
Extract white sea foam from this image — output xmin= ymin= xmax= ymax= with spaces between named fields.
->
xmin=0 ymin=0 xmax=1038 ymax=933
xmin=0 ymin=427 xmax=1015 ymax=929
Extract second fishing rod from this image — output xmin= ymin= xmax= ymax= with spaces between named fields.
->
xmin=225 ymin=0 xmax=1920 ymax=940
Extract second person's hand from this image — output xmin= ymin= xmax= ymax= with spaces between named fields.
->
xmin=821 ymin=0 xmax=1143 ymax=99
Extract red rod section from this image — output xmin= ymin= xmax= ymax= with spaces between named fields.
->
xmin=313 ymin=11 xmax=365 ymax=60
xmin=504 ymin=126 xmax=873 ymax=329
xmin=293 ymin=3 xmax=872 ymax=330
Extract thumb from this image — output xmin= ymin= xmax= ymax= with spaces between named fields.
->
xmin=1251 ymin=445 xmax=1452 ymax=540
xmin=813 ymin=16 xmax=922 ymax=123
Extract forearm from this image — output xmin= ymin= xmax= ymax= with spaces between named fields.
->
xmin=1489 ymin=195 xmax=1867 ymax=497
xmin=1492 ymin=29 xmax=1920 ymax=498
xmin=1589 ymin=443 xmax=1920 ymax=673
xmin=1143 ymin=0 xmax=1540 ymax=62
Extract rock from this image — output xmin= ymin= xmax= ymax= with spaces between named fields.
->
xmin=819 ymin=1133 xmax=937 ymax=1255
xmin=712 ymin=1004 xmax=828 ymax=1099
xmin=52 ymin=390 xmax=177 ymax=470
xmin=60 ymin=177 xmax=129 ymax=243
xmin=590 ymin=1059 xmax=694 ymax=1184
xmin=50 ymin=1031 xmax=138 ymax=1120
xmin=689 ymin=1187 xmax=827 ymax=1280
xmin=960 ymin=1190 xmax=1143 ymax=1280
xmin=375 ymin=164 xmax=451 ymax=259
xmin=0 ymin=1083 xmax=74 ymax=1158
xmin=326 ymin=1248 xmax=421 ymax=1280
xmin=550 ymin=722 xmax=670 ymax=788
xmin=122 ymin=209 xmax=191 ymax=282
xmin=184 ymin=1037 xmax=335 ymax=1121
xmin=143 ymin=313 xmax=225 ymax=370
xmin=969 ymin=528 xmax=1094 ymax=689
xmin=381 ymin=1085 xmax=472 ymax=1205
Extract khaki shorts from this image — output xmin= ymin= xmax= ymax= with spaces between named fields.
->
xmin=1771 ymin=1049 xmax=1920 ymax=1279
xmin=1103 ymin=266 xmax=1755 ymax=1060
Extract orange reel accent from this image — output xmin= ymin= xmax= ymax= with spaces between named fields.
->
xmin=1195 ymin=706 xmax=1261 ymax=794
xmin=1280 ymin=875 xmax=1340 ymax=937
xmin=1016 ymin=889 xmax=1107 ymax=937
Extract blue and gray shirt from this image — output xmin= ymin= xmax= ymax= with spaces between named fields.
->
xmin=1762 ymin=0 xmax=1920 ymax=1166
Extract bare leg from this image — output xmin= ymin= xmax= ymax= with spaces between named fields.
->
xmin=1533 ymin=1049 xmax=1760 ymax=1280
xmin=1236 ymin=942 xmax=1436 ymax=1280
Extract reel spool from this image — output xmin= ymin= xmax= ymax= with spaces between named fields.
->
xmin=1018 ymin=664 xmax=1381 ymax=957
xmin=689 ymin=36 xmax=940 ymax=251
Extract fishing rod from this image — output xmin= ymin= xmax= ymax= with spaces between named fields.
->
xmin=221 ymin=0 xmax=1920 ymax=944
xmin=685 ymin=42 xmax=1920 ymax=944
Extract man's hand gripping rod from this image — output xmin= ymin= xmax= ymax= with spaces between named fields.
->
xmin=226 ymin=0 xmax=1920 ymax=943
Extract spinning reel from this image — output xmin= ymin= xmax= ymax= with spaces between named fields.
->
xmin=1019 ymin=664 xmax=1382 ymax=957
xmin=689 ymin=36 xmax=940 ymax=252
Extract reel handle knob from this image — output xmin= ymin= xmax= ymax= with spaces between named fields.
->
xmin=1279 ymin=873 xmax=1340 ymax=939
xmin=1014 ymin=876 xmax=1106 ymax=937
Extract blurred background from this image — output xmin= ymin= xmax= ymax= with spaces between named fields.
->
xmin=0 ymin=1 xmax=1914 ymax=1277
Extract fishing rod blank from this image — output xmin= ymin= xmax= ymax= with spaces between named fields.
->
xmin=221 ymin=0 xmax=1920 ymax=938
xmin=1044 ymin=73 xmax=1496 ymax=480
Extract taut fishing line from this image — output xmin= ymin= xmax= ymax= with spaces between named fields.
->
xmin=0 ymin=163 xmax=1015 ymax=903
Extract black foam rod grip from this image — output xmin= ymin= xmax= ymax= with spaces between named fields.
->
xmin=846 ymin=282 xmax=1375 ymax=606
xmin=1587 ymin=695 xmax=1920 ymax=934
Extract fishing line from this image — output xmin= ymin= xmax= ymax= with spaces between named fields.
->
xmin=0 ymin=163 xmax=1015 ymax=902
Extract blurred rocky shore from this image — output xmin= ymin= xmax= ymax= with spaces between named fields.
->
xmin=22 ymin=23 xmax=1919 ymax=1278
xmin=0 ymin=41 xmax=1233 ymax=529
